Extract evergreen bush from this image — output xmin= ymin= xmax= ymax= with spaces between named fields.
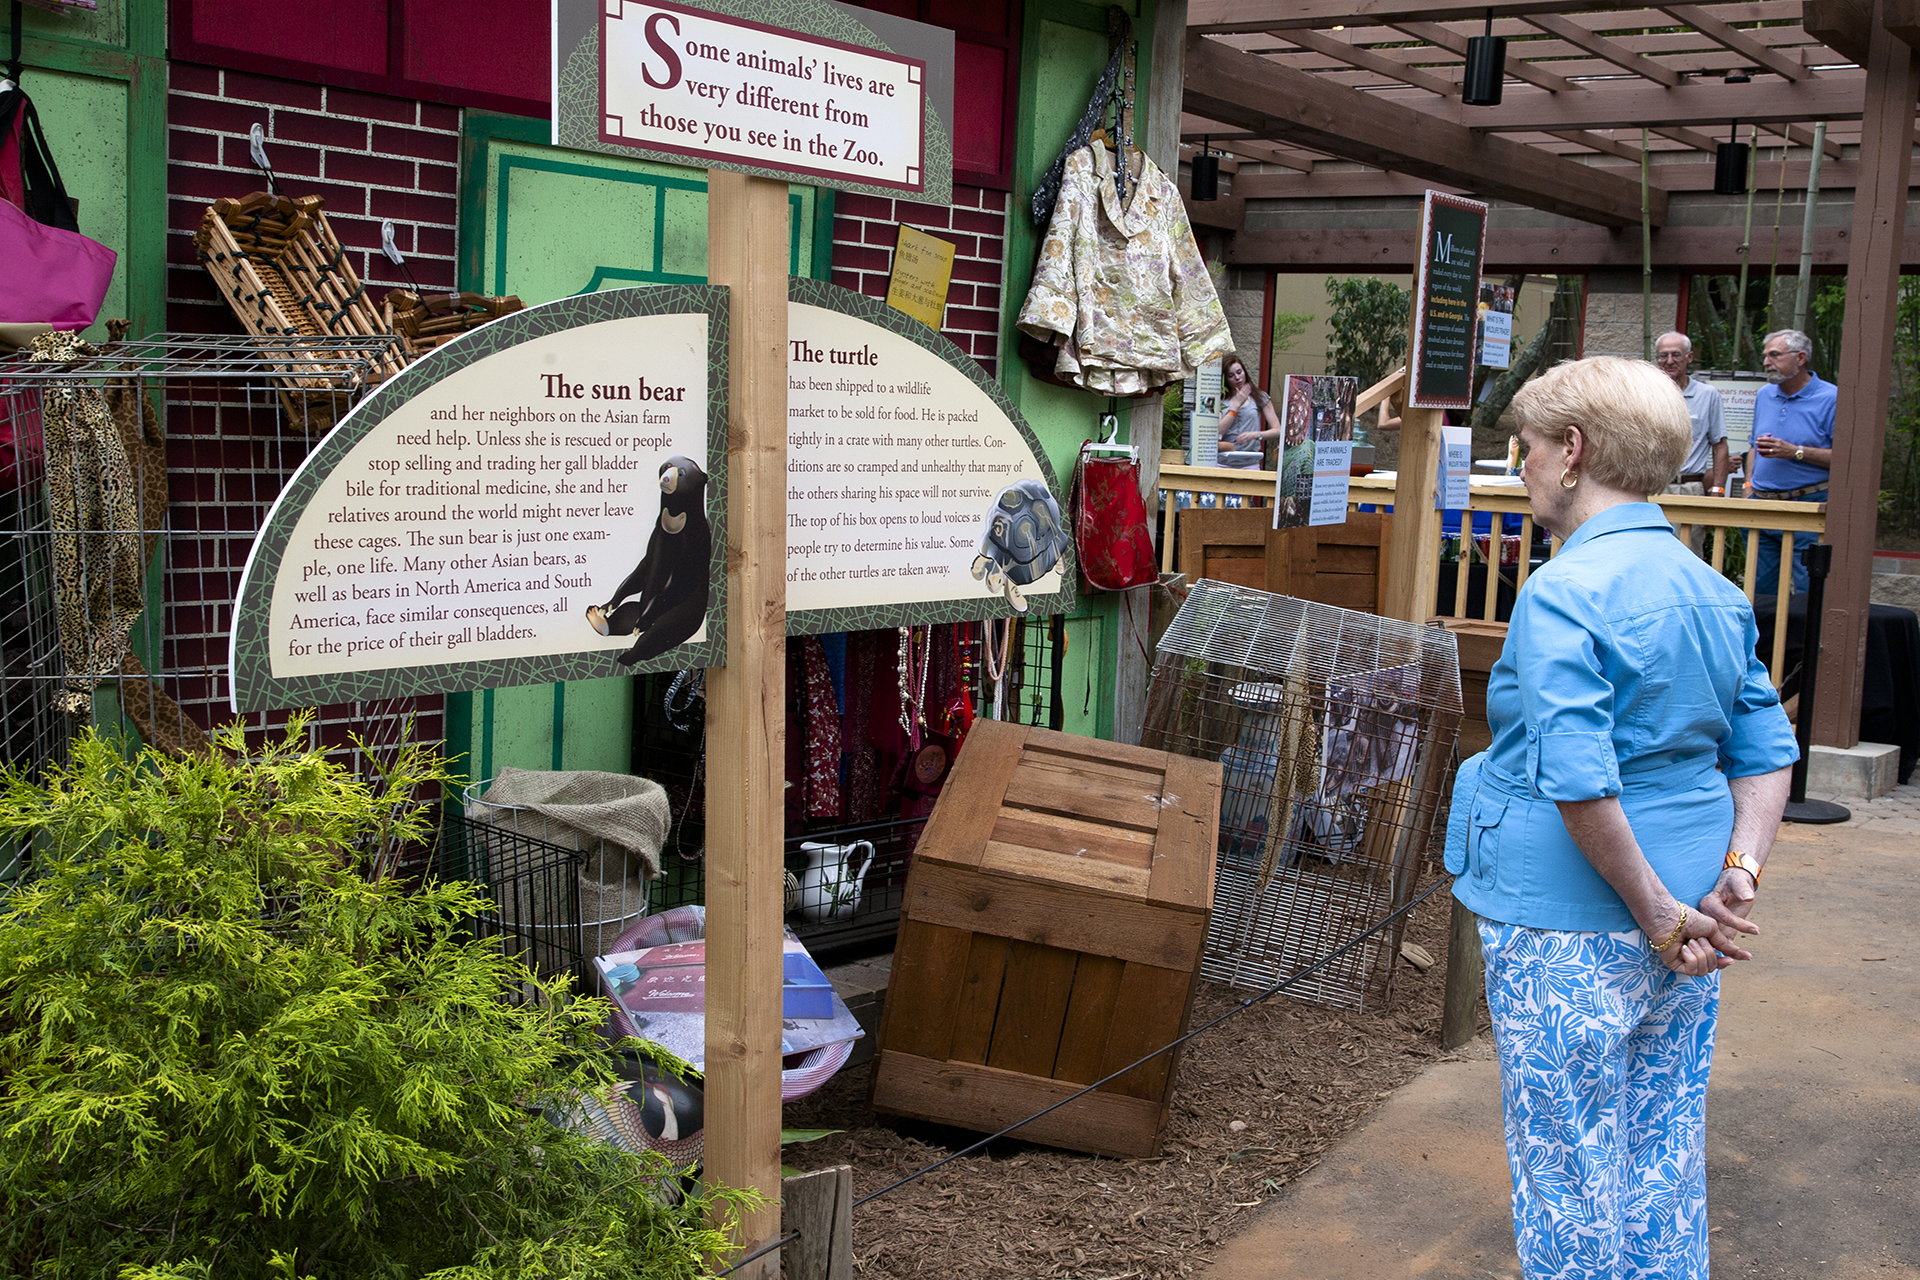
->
xmin=0 ymin=718 xmax=755 ymax=1279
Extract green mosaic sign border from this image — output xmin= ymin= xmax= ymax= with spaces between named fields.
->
xmin=230 ymin=286 xmax=730 ymax=712
xmin=784 ymin=276 xmax=1074 ymax=637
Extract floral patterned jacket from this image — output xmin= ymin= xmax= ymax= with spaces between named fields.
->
xmin=1017 ymin=141 xmax=1232 ymax=396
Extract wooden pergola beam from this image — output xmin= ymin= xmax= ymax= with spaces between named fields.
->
xmin=1659 ymin=2 xmax=1812 ymax=79
xmin=1393 ymin=19 xmax=1586 ymax=92
xmin=1549 ymin=128 xmax=1643 ymax=157
xmin=1224 ymin=221 xmax=1920 ymax=269
xmin=1190 ymin=0 xmax=1642 ymax=35
xmin=1429 ymin=73 xmax=1867 ymax=128
xmin=1180 ymin=113 xmax=1323 ymax=169
xmin=1278 ymin=26 xmax=1461 ymax=95
xmin=1234 ymin=154 xmax=1876 ymax=194
xmin=1524 ymin=11 xmax=1686 ymax=85
xmin=1652 ymin=124 xmax=1733 ymax=150
xmin=1183 ymin=35 xmax=1662 ymax=225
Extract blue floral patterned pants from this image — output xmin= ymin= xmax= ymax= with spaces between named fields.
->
xmin=1478 ymin=920 xmax=1720 ymax=1280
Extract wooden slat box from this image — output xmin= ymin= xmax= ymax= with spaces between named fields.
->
xmin=870 ymin=720 xmax=1221 ymax=1159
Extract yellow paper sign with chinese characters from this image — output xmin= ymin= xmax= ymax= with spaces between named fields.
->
xmin=886 ymin=224 xmax=957 ymax=330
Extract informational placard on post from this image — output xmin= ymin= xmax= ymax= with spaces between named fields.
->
xmin=554 ymin=0 xmax=953 ymax=203
xmin=1436 ymin=424 xmax=1473 ymax=509
xmin=229 ymin=287 xmax=728 ymax=712
xmin=1188 ymin=356 xmax=1222 ymax=466
xmin=785 ymin=276 xmax=1072 ymax=633
xmin=1409 ymin=191 xmax=1489 ymax=409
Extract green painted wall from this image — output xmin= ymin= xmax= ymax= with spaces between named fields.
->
xmin=0 ymin=0 xmax=165 ymax=341
xmin=1001 ymin=0 xmax=1153 ymax=742
xmin=449 ymin=114 xmax=831 ymax=783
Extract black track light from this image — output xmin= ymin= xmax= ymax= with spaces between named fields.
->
xmin=1191 ymin=137 xmax=1220 ymax=201
xmin=1464 ymin=10 xmax=1505 ymax=106
xmin=1714 ymin=119 xmax=1748 ymax=195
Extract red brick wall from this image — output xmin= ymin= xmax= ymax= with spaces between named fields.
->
xmin=831 ymin=186 xmax=1008 ymax=377
xmin=165 ymin=63 xmax=460 ymax=331
xmin=162 ymin=63 xmax=452 ymax=748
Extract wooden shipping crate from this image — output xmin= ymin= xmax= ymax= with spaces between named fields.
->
xmin=870 ymin=720 xmax=1221 ymax=1159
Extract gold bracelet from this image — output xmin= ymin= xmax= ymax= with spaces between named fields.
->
xmin=1648 ymin=905 xmax=1688 ymax=952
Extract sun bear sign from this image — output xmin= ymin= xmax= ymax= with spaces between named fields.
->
xmin=228 ymin=287 xmax=729 ymax=713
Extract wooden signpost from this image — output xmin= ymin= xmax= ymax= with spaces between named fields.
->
xmin=552 ymin=3 xmax=955 ymax=1272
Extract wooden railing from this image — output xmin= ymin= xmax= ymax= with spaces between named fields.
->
xmin=1156 ymin=462 xmax=1826 ymax=687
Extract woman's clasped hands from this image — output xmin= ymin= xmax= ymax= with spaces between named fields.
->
xmin=1649 ymin=875 xmax=1763 ymax=977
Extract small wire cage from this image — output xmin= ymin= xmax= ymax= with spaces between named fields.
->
xmin=434 ymin=806 xmax=587 ymax=993
xmin=0 ymin=333 xmax=438 ymax=884
xmin=1141 ymin=581 xmax=1464 ymax=1010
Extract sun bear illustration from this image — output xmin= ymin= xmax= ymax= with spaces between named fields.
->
xmin=586 ymin=456 xmax=711 ymax=665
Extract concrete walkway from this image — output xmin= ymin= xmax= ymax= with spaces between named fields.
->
xmin=1206 ymin=783 xmax=1920 ymax=1280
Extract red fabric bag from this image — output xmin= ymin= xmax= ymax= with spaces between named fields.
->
xmin=1070 ymin=443 xmax=1158 ymax=592
xmin=0 ymin=196 xmax=116 ymax=330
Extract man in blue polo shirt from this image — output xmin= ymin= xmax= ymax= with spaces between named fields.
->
xmin=1745 ymin=328 xmax=1835 ymax=594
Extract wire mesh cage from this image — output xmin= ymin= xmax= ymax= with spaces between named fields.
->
xmin=0 ymin=332 xmax=439 ymax=883
xmin=435 ymin=807 xmax=587 ymax=993
xmin=1141 ymin=581 xmax=1464 ymax=1010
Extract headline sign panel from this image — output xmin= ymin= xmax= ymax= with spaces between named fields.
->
xmin=556 ymin=0 xmax=953 ymax=203
xmin=229 ymin=287 xmax=728 ymax=713
xmin=1409 ymin=191 xmax=1489 ymax=410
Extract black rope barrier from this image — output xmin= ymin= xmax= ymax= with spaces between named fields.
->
xmin=710 ymin=871 xmax=1454 ymax=1274
xmin=850 ymin=872 xmax=1453 ymax=1208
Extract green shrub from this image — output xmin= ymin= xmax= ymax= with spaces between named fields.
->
xmin=0 ymin=719 xmax=755 ymax=1279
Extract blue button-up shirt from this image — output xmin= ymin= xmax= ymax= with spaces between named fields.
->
xmin=1749 ymin=371 xmax=1837 ymax=492
xmin=1447 ymin=503 xmax=1798 ymax=932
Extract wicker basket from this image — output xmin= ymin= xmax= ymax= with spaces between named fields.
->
xmin=194 ymin=192 xmax=407 ymax=432
xmin=384 ymin=290 xmax=526 ymax=359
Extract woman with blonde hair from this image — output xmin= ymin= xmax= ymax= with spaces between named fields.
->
xmin=1446 ymin=356 xmax=1797 ymax=1279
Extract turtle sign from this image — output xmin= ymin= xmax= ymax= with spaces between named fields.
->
xmin=783 ymin=277 xmax=1072 ymax=634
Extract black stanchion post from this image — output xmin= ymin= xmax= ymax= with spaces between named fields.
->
xmin=1783 ymin=542 xmax=1850 ymax=824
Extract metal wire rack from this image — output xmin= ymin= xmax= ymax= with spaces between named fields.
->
xmin=434 ymin=807 xmax=587 ymax=992
xmin=1141 ymin=580 xmax=1463 ymax=1010
xmin=0 ymin=332 xmax=435 ymax=882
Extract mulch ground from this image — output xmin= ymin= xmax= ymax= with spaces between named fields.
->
xmin=780 ymin=869 xmax=1494 ymax=1278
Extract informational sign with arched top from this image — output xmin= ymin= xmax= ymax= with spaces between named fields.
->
xmin=229 ymin=286 xmax=729 ymax=713
xmin=784 ymin=277 xmax=1073 ymax=636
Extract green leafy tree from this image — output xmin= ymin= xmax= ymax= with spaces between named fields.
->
xmin=0 ymin=719 xmax=756 ymax=1280
xmin=1324 ymin=277 xmax=1410 ymax=388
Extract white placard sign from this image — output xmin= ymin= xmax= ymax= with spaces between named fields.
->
xmin=1309 ymin=441 xmax=1354 ymax=526
xmin=1480 ymin=309 xmax=1512 ymax=369
xmin=1189 ymin=356 xmax=1222 ymax=466
xmin=229 ymin=288 xmax=729 ymax=712
xmin=598 ymin=0 xmax=928 ymax=193
xmin=785 ymin=294 xmax=1065 ymax=628
xmin=1436 ymin=424 xmax=1473 ymax=510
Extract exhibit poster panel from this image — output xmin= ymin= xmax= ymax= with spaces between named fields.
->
xmin=553 ymin=0 xmax=954 ymax=203
xmin=1272 ymin=374 xmax=1356 ymax=530
xmin=230 ymin=286 xmax=728 ymax=713
xmin=1408 ymin=191 xmax=1488 ymax=409
xmin=785 ymin=276 xmax=1073 ymax=633
xmin=1478 ymin=278 xmax=1515 ymax=370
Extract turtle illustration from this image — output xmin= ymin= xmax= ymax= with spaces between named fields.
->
xmin=970 ymin=479 xmax=1067 ymax=613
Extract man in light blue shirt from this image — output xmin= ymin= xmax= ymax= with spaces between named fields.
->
xmin=1745 ymin=328 xmax=1835 ymax=594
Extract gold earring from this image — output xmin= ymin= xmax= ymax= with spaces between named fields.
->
xmin=1560 ymin=470 xmax=1579 ymax=490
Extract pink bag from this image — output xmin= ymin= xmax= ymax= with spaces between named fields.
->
xmin=0 ymin=195 xmax=116 ymax=330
